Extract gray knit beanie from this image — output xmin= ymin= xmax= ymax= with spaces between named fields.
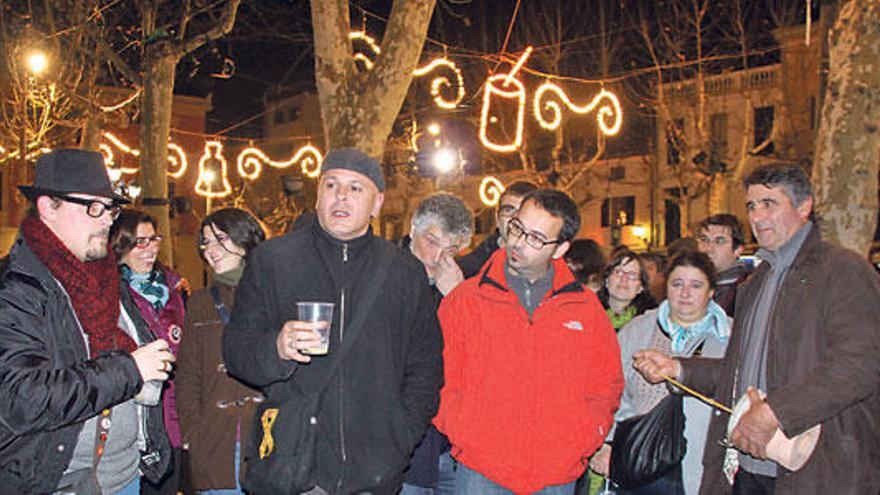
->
xmin=320 ymin=148 xmax=386 ymax=192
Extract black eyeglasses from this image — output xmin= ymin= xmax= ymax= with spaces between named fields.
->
xmin=506 ymin=218 xmax=562 ymax=250
xmin=134 ymin=235 xmax=163 ymax=249
xmin=56 ymin=195 xmax=121 ymax=220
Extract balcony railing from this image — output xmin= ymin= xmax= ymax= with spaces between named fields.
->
xmin=661 ymin=65 xmax=779 ymax=101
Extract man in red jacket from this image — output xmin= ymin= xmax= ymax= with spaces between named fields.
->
xmin=434 ymin=189 xmax=623 ymax=494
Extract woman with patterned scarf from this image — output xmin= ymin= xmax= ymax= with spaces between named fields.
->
xmin=111 ymin=209 xmax=187 ymax=495
xmin=590 ymin=251 xmax=732 ymax=495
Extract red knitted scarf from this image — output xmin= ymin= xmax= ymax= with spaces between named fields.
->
xmin=21 ymin=216 xmax=137 ymax=358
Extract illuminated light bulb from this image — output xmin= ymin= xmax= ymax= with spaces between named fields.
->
xmin=479 ymin=74 xmax=526 ymax=153
xmin=432 ymin=148 xmax=458 ymax=174
xmin=631 ymin=225 xmax=647 ymax=240
xmin=533 ymin=83 xmax=623 ymax=136
xmin=427 ymin=123 xmax=441 ymax=136
xmin=236 ymin=144 xmax=324 ymax=181
xmin=350 ymin=31 xmax=380 ymax=70
xmin=128 ymin=185 xmax=142 ymax=199
xmin=25 ymin=50 xmax=48 ymax=75
xmin=479 ymin=176 xmax=506 ymax=207
xmin=106 ymin=167 xmax=123 ymax=182
xmin=413 ymin=58 xmax=465 ymax=109
xmin=479 ymin=47 xmax=532 ymax=153
xmin=194 ymin=141 xmax=233 ymax=198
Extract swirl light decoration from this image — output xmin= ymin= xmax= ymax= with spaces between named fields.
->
xmin=236 ymin=144 xmax=324 ymax=180
xmin=350 ymin=31 xmax=381 ymax=70
xmin=479 ymin=176 xmax=506 ymax=207
xmin=412 ymin=58 xmax=465 ymax=110
xmin=533 ymin=83 xmax=623 ymax=136
xmin=101 ymin=131 xmax=189 ymax=178
xmin=479 ymin=47 xmax=532 ymax=153
xmin=194 ymin=141 xmax=233 ymax=198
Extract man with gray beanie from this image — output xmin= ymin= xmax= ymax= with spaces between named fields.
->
xmin=224 ymin=147 xmax=443 ymax=494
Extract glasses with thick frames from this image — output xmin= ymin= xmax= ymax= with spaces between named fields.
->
xmin=133 ymin=235 xmax=163 ymax=249
xmin=56 ymin=195 xmax=121 ymax=220
xmin=506 ymin=218 xmax=562 ymax=250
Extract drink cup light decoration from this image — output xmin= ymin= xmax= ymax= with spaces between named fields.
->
xmin=479 ymin=47 xmax=532 ymax=153
xmin=194 ymin=141 xmax=233 ymax=198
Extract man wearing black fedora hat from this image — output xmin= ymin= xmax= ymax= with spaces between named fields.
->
xmin=0 ymin=149 xmax=176 ymax=493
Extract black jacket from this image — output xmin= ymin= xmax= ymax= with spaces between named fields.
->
xmin=0 ymin=237 xmax=170 ymax=493
xmin=456 ymin=231 xmax=501 ymax=279
xmin=223 ymin=223 xmax=444 ymax=494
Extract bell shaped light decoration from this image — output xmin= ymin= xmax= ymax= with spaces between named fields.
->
xmin=194 ymin=141 xmax=233 ymax=198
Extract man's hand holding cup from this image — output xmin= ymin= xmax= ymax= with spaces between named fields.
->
xmin=276 ymin=320 xmax=329 ymax=363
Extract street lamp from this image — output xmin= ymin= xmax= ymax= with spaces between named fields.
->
xmin=24 ymin=50 xmax=48 ymax=76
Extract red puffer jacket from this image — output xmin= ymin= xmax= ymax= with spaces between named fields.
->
xmin=435 ymin=250 xmax=623 ymax=494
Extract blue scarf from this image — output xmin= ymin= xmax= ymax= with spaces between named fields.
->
xmin=121 ymin=264 xmax=170 ymax=311
xmin=657 ymin=299 xmax=730 ymax=355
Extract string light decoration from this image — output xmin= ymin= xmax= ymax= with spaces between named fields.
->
xmin=194 ymin=141 xmax=233 ymax=198
xmin=479 ymin=47 xmax=532 ymax=153
xmin=479 ymin=176 xmax=506 ymax=207
xmin=533 ymin=83 xmax=623 ymax=136
xmin=412 ymin=58 xmax=465 ymax=109
xmin=350 ymin=31 xmax=381 ymax=70
xmin=101 ymin=131 xmax=189 ymax=178
xmin=236 ymin=144 xmax=324 ymax=180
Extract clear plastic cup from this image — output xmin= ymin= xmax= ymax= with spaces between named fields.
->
xmin=134 ymin=379 xmax=163 ymax=406
xmin=296 ymin=302 xmax=334 ymax=355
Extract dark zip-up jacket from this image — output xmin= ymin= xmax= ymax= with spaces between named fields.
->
xmin=223 ymin=223 xmax=443 ymax=494
xmin=0 ymin=237 xmax=170 ymax=493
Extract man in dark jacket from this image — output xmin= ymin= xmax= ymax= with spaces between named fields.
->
xmin=398 ymin=193 xmax=473 ymax=495
xmin=223 ymin=148 xmax=443 ymax=495
xmin=697 ymin=213 xmax=752 ymax=316
xmin=634 ymin=163 xmax=880 ymax=494
xmin=0 ymin=149 xmax=174 ymax=493
xmin=457 ymin=180 xmax=536 ymax=278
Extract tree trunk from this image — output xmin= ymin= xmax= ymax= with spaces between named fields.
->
xmin=311 ymin=0 xmax=436 ymax=159
xmin=139 ymin=50 xmax=177 ymax=266
xmin=80 ymin=110 xmax=101 ymax=151
xmin=812 ymin=0 xmax=880 ymax=257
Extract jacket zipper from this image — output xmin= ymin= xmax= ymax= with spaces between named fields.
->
xmin=336 ymin=243 xmax=348 ymax=492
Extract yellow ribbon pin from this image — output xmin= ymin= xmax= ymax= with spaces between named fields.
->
xmin=259 ymin=408 xmax=279 ymax=459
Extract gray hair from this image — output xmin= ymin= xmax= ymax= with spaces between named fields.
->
xmin=744 ymin=163 xmax=813 ymax=207
xmin=411 ymin=192 xmax=474 ymax=244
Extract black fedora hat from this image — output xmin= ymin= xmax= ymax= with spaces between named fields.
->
xmin=18 ymin=148 xmax=130 ymax=204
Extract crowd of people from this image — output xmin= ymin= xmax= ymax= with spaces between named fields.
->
xmin=0 ymin=147 xmax=877 ymax=495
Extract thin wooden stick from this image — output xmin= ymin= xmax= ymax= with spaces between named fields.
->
xmin=660 ymin=373 xmax=733 ymax=414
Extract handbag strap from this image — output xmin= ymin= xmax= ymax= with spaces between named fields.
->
xmin=209 ymin=285 xmax=231 ymax=325
xmin=311 ymin=243 xmax=396 ymax=393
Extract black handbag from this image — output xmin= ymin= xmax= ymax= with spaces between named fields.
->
xmin=609 ymin=393 xmax=687 ymax=489
xmin=241 ymin=246 xmax=395 ymax=494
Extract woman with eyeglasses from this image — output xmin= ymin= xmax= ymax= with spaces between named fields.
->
xmin=596 ymin=249 xmax=657 ymax=331
xmin=175 ymin=208 xmax=266 ymax=494
xmin=590 ymin=251 xmax=732 ymax=495
xmin=110 ymin=209 xmax=188 ymax=495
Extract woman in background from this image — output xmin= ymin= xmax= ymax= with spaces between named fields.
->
xmin=111 ymin=209 xmax=187 ymax=495
xmin=596 ymin=249 xmax=657 ymax=331
xmin=591 ymin=251 xmax=731 ymax=495
xmin=176 ymin=208 xmax=266 ymax=494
